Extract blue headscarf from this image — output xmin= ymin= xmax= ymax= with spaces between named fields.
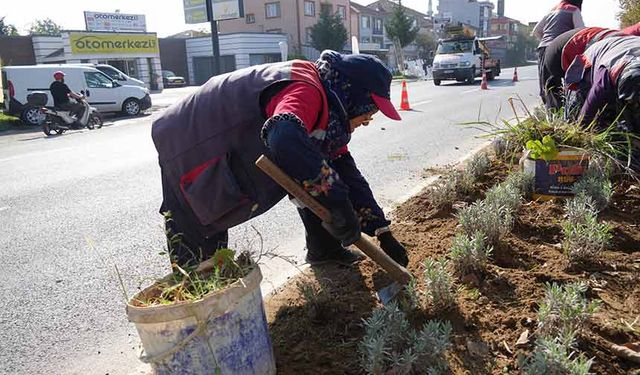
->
xmin=314 ymin=51 xmax=378 ymax=157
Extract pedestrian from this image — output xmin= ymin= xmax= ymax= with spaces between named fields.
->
xmin=152 ymin=50 xmax=409 ymax=269
xmin=541 ymin=27 xmax=625 ymax=110
xmin=564 ymin=35 xmax=640 ymax=130
xmin=532 ymin=0 xmax=585 ymax=105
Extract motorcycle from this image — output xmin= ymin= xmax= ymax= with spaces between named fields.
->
xmin=26 ymin=92 xmax=103 ymax=136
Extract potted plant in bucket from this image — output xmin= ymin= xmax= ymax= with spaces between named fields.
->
xmin=126 ymin=248 xmax=276 ymax=375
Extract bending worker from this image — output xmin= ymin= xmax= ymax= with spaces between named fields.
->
xmin=565 ymin=35 xmax=640 ymax=131
xmin=533 ymin=0 xmax=584 ymax=105
xmin=151 ymin=51 xmax=409 ymax=269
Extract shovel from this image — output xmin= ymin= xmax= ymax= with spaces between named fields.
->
xmin=255 ymin=155 xmax=411 ymax=304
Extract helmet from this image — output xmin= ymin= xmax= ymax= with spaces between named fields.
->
xmin=53 ymin=71 xmax=65 ymax=80
xmin=617 ymin=60 xmax=640 ymax=102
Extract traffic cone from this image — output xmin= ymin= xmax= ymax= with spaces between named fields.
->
xmin=481 ymin=71 xmax=489 ymax=90
xmin=400 ymin=80 xmax=411 ymax=110
xmin=513 ymin=67 xmax=519 ymax=82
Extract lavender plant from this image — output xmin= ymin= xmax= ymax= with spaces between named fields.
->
xmin=449 ymin=232 xmax=493 ymax=276
xmin=423 ymin=258 xmax=456 ymax=311
xmin=522 ymin=332 xmax=594 ymax=375
xmin=537 ymin=282 xmax=600 ymax=340
xmin=572 ymin=175 xmax=614 ymax=212
xmin=359 ymin=302 xmax=452 ymax=375
xmin=562 ymin=213 xmax=612 ymax=264
xmin=457 ymin=199 xmax=513 ymax=246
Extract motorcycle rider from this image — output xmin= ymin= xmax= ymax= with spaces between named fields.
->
xmin=49 ymin=71 xmax=85 ymax=126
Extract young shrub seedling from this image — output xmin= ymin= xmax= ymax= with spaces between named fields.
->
xmin=562 ymin=212 xmax=612 ymax=265
xmin=564 ymin=193 xmax=599 ymax=225
xmin=504 ymin=171 xmax=534 ymax=197
xmin=429 ymin=173 xmax=458 ymax=210
xmin=485 ymin=182 xmax=522 ymax=214
xmin=537 ymin=282 xmax=600 ymax=340
xmin=572 ymin=175 xmax=614 ymax=212
xmin=449 ymin=232 xmax=493 ymax=276
xmin=458 ymin=199 xmax=513 ymax=246
xmin=423 ymin=258 xmax=456 ymax=311
xmin=466 ymin=153 xmax=492 ymax=180
xmin=522 ymin=332 xmax=594 ymax=375
xmin=359 ymin=302 xmax=452 ymax=375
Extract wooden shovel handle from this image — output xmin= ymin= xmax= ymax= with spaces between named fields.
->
xmin=255 ymin=155 xmax=411 ymax=285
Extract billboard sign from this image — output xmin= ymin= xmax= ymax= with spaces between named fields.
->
xmin=84 ymin=12 xmax=147 ymax=32
xmin=184 ymin=0 xmax=209 ymax=24
xmin=211 ymin=0 xmax=244 ymax=21
xmin=70 ymin=33 xmax=159 ymax=55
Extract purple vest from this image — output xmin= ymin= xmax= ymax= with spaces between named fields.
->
xmin=539 ymin=3 xmax=580 ymax=47
xmin=152 ymin=61 xmax=328 ymax=236
xmin=583 ymin=36 xmax=640 ymax=83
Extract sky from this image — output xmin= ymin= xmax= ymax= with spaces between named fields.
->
xmin=2 ymin=0 xmax=622 ymax=37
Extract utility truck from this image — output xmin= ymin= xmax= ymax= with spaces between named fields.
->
xmin=432 ymin=36 xmax=502 ymax=86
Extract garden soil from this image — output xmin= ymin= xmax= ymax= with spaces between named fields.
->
xmin=264 ymin=160 xmax=640 ymax=374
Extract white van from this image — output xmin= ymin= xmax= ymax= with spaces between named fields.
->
xmin=2 ymin=65 xmax=151 ymax=125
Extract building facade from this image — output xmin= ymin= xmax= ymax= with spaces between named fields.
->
xmin=216 ymin=0 xmax=351 ymax=60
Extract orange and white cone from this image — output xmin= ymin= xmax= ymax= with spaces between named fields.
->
xmin=400 ymin=80 xmax=411 ymax=110
xmin=513 ymin=67 xmax=519 ymax=82
xmin=480 ymin=71 xmax=489 ymax=90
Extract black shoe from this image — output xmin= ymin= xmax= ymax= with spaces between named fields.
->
xmin=305 ymin=247 xmax=365 ymax=266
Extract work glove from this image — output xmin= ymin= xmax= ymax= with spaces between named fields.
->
xmin=378 ymin=232 xmax=409 ymax=267
xmin=322 ymin=201 xmax=362 ymax=247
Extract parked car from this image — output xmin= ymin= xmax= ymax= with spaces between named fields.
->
xmin=2 ymin=65 xmax=152 ymax=125
xmin=162 ymin=70 xmax=187 ymax=87
xmin=70 ymin=63 xmax=146 ymax=88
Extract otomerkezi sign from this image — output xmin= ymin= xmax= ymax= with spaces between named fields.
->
xmin=69 ymin=32 xmax=160 ymax=55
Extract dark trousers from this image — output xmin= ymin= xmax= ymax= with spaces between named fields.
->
xmin=58 ymin=102 xmax=85 ymax=119
xmin=160 ymin=173 xmax=229 ymax=268
xmin=297 ymin=207 xmax=342 ymax=257
xmin=537 ymin=47 xmax=548 ymax=105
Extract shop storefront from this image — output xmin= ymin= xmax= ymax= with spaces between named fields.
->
xmin=32 ymin=31 xmax=163 ymax=90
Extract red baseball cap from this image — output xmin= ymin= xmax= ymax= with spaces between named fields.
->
xmin=371 ymin=93 xmax=402 ymax=121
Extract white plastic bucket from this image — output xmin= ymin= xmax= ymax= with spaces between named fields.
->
xmin=126 ymin=266 xmax=275 ymax=375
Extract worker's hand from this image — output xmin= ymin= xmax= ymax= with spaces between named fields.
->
xmin=322 ymin=202 xmax=361 ymax=247
xmin=378 ymin=232 xmax=409 ymax=267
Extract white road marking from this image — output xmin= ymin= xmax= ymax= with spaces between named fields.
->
xmin=0 ymin=146 xmax=75 ymax=163
xmin=411 ymin=100 xmax=433 ymax=107
xmin=0 ymin=206 xmax=9 ymax=212
xmin=462 ymin=88 xmax=479 ymax=94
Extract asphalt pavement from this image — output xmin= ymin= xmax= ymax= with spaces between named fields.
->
xmin=0 ymin=66 xmax=540 ymax=375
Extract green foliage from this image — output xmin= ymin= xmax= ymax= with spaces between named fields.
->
xmin=562 ymin=212 xmax=612 ymax=264
xmin=29 ymin=18 xmax=62 ymax=35
xmin=415 ymin=32 xmax=437 ymax=61
xmin=504 ymin=171 xmax=535 ymax=197
xmin=458 ymin=199 xmax=513 ymax=246
xmin=526 ymin=135 xmax=559 ymax=161
xmin=523 ymin=332 xmax=594 ymax=375
xmin=359 ymin=302 xmax=452 ymax=374
xmin=449 ymin=232 xmax=493 ymax=276
xmin=572 ymin=176 xmax=614 ymax=212
xmin=485 ymin=182 xmax=522 ymax=214
xmin=619 ymin=0 xmax=640 ymax=27
xmin=466 ymin=153 xmax=491 ymax=180
xmin=423 ymin=258 xmax=456 ymax=310
xmin=309 ymin=7 xmax=348 ymax=52
xmin=385 ymin=1 xmax=420 ymax=49
xmin=0 ymin=16 xmax=18 ymax=36
xmin=537 ymin=282 xmax=601 ymax=340
xmin=565 ymin=193 xmax=599 ymax=226
xmin=429 ymin=172 xmax=459 ymax=210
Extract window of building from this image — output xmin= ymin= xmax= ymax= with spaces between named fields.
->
xmin=246 ymin=13 xmax=256 ymax=23
xmin=304 ymin=1 xmax=315 ymax=16
xmin=250 ymin=53 xmax=282 ymax=66
xmin=374 ymin=18 xmax=383 ymax=33
xmin=320 ymin=3 xmax=333 ymax=14
xmin=306 ymin=27 xmax=313 ymax=43
xmin=337 ymin=5 xmax=346 ymax=19
xmin=361 ymin=15 xmax=370 ymax=29
xmin=265 ymin=2 xmax=281 ymax=18
xmin=361 ymin=37 xmax=370 ymax=43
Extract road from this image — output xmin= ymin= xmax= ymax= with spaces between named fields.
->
xmin=0 ymin=66 xmax=540 ymax=375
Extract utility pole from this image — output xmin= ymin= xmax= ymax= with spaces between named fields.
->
xmin=206 ymin=0 xmax=221 ymax=77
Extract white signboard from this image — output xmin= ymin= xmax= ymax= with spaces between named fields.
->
xmin=211 ymin=0 xmax=243 ymax=21
xmin=84 ymin=11 xmax=147 ymax=32
xmin=184 ymin=0 xmax=209 ymax=24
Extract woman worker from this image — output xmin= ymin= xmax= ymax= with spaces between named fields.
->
xmin=152 ymin=51 xmax=409 ymax=269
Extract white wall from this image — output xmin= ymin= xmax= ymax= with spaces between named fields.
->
xmin=186 ymin=33 xmax=288 ymax=85
xmin=32 ymin=36 xmax=65 ymax=63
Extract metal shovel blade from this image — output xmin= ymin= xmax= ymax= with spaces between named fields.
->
xmin=376 ymin=282 xmax=403 ymax=305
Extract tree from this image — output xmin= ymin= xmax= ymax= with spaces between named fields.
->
xmin=619 ymin=0 xmax=640 ymax=27
xmin=414 ymin=32 xmax=436 ymax=62
xmin=385 ymin=0 xmax=420 ymax=73
xmin=29 ymin=18 xmax=62 ymax=35
xmin=0 ymin=17 xmax=18 ymax=36
xmin=309 ymin=6 xmax=348 ymax=52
